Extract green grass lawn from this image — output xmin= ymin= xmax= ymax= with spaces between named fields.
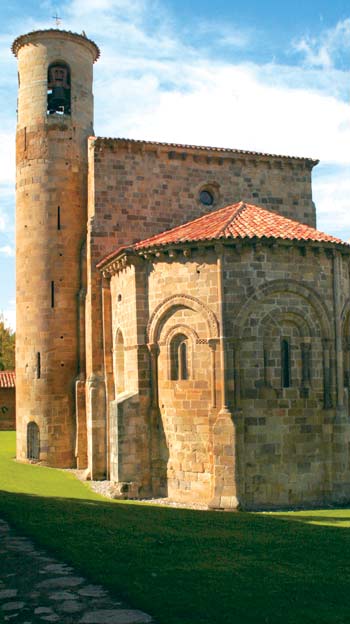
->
xmin=1 ymin=431 xmax=350 ymax=624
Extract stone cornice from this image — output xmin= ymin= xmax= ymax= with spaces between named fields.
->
xmin=98 ymin=236 xmax=350 ymax=278
xmin=12 ymin=29 xmax=100 ymax=62
xmin=90 ymin=137 xmax=319 ymax=170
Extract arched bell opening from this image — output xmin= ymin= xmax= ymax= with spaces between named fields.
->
xmin=47 ymin=61 xmax=71 ymax=115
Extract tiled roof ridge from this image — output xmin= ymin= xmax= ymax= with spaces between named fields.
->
xmin=12 ymin=29 xmax=100 ymax=61
xmin=133 ymin=201 xmax=348 ymax=250
xmin=133 ymin=201 xmax=240 ymax=250
xmin=93 ymin=137 xmax=319 ymax=164
xmin=97 ymin=201 xmax=349 ymax=271
xmin=0 ymin=370 xmax=16 ymax=388
xmin=214 ymin=201 xmax=247 ymax=238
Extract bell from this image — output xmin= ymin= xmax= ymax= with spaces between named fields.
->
xmin=50 ymin=86 xmax=66 ymax=107
xmin=48 ymin=86 xmax=70 ymax=114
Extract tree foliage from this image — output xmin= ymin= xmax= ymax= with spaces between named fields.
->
xmin=0 ymin=314 xmax=15 ymax=371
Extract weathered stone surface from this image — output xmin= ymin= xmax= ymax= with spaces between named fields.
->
xmin=42 ymin=563 xmax=73 ymax=575
xmin=34 ymin=606 xmax=53 ymax=614
xmin=80 ymin=609 xmax=153 ymax=624
xmin=58 ymin=600 xmax=85 ymax=613
xmin=0 ymin=589 xmax=18 ymax=599
xmin=49 ymin=591 xmax=78 ymax=601
xmin=78 ymin=585 xmax=108 ymax=598
xmin=36 ymin=576 xmax=84 ymax=589
xmin=0 ymin=518 xmax=154 ymax=624
xmin=1 ymin=601 xmax=25 ymax=611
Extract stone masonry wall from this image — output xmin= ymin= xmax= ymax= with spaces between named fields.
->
xmin=108 ymin=250 xmax=222 ymax=502
xmin=223 ymin=243 xmax=350 ymax=509
xmin=88 ymin=139 xmax=317 ymax=479
xmin=106 ymin=238 xmax=350 ymax=509
xmin=15 ymin=31 xmax=96 ymax=467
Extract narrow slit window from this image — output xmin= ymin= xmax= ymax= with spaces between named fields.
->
xmin=36 ymin=352 xmax=41 ymax=379
xmin=263 ymin=346 xmax=269 ymax=386
xmin=51 ymin=281 xmax=55 ymax=308
xmin=179 ymin=341 xmax=188 ymax=380
xmin=115 ymin=330 xmax=125 ymax=394
xmin=57 ymin=206 xmax=61 ymax=230
xmin=281 ymin=339 xmax=291 ymax=388
xmin=170 ymin=333 xmax=189 ymax=380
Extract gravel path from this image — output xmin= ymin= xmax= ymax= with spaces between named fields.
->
xmin=65 ymin=469 xmax=208 ymax=510
xmin=0 ymin=518 xmax=155 ymax=624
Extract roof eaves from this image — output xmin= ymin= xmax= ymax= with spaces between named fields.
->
xmin=97 ymin=246 xmax=135 ymax=272
xmin=92 ymin=137 xmax=319 ymax=165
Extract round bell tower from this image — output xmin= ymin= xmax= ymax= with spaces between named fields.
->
xmin=12 ymin=29 xmax=100 ymax=466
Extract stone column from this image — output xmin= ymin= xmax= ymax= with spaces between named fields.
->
xmin=208 ymin=339 xmax=218 ymax=409
xmin=209 ymin=247 xmax=239 ymax=510
xmin=102 ymin=276 xmax=114 ymax=479
xmin=148 ymin=343 xmax=165 ymax=495
xmin=86 ymin=373 xmax=106 ymax=479
xmin=323 ymin=338 xmax=332 ymax=409
xmin=332 ymin=251 xmax=344 ymax=409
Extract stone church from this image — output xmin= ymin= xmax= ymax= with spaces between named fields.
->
xmin=12 ymin=28 xmax=350 ymax=510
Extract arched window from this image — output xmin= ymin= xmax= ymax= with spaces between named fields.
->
xmin=47 ymin=62 xmax=71 ymax=115
xmin=281 ymin=339 xmax=291 ymax=388
xmin=170 ymin=333 xmax=189 ymax=380
xmin=115 ymin=330 xmax=125 ymax=394
xmin=27 ymin=422 xmax=40 ymax=460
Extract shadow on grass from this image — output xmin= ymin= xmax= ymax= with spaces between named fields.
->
xmin=276 ymin=513 xmax=350 ymax=526
xmin=1 ymin=490 xmax=350 ymax=624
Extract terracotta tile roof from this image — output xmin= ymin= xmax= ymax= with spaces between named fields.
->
xmin=93 ymin=137 xmax=318 ymax=164
xmin=133 ymin=201 xmax=348 ymax=250
xmin=0 ymin=371 xmax=15 ymax=389
xmin=98 ymin=201 xmax=348 ymax=270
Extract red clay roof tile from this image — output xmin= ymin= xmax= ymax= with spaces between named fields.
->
xmin=0 ymin=371 xmax=15 ymax=388
xmin=133 ymin=201 xmax=347 ymax=250
xmin=98 ymin=201 xmax=348 ymax=270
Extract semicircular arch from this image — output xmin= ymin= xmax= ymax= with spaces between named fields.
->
xmin=259 ymin=310 xmax=314 ymax=339
xmin=147 ymin=294 xmax=219 ymax=344
xmin=234 ymin=279 xmax=332 ymax=340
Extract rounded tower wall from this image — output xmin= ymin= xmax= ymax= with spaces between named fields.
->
xmin=14 ymin=30 xmax=99 ymax=467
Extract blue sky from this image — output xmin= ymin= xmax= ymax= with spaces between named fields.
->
xmin=2 ymin=0 xmax=350 ymax=329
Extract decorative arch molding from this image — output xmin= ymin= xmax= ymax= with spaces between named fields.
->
xmin=160 ymin=323 xmax=199 ymax=382
xmin=147 ymin=294 xmax=219 ymax=344
xmin=260 ymin=310 xmax=314 ymax=339
xmin=161 ymin=323 xmax=200 ymax=347
xmin=341 ymin=298 xmax=350 ymax=326
xmin=234 ymin=279 xmax=332 ymax=340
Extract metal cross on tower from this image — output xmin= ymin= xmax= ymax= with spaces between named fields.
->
xmin=52 ymin=13 xmax=62 ymax=27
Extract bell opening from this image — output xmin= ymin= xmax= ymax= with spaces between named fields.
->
xmin=47 ymin=62 xmax=71 ymax=115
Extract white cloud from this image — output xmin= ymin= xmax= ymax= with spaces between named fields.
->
xmin=194 ymin=20 xmax=251 ymax=49
xmin=313 ymin=165 xmax=350 ymax=239
xmin=294 ymin=18 xmax=350 ymax=69
xmin=0 ymin=245 xmax=14 ymax=257
xmin=94 ymin=58 xmax=350 ymax=167
xmin=4 ymin=4 xmax=350 ymax=237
